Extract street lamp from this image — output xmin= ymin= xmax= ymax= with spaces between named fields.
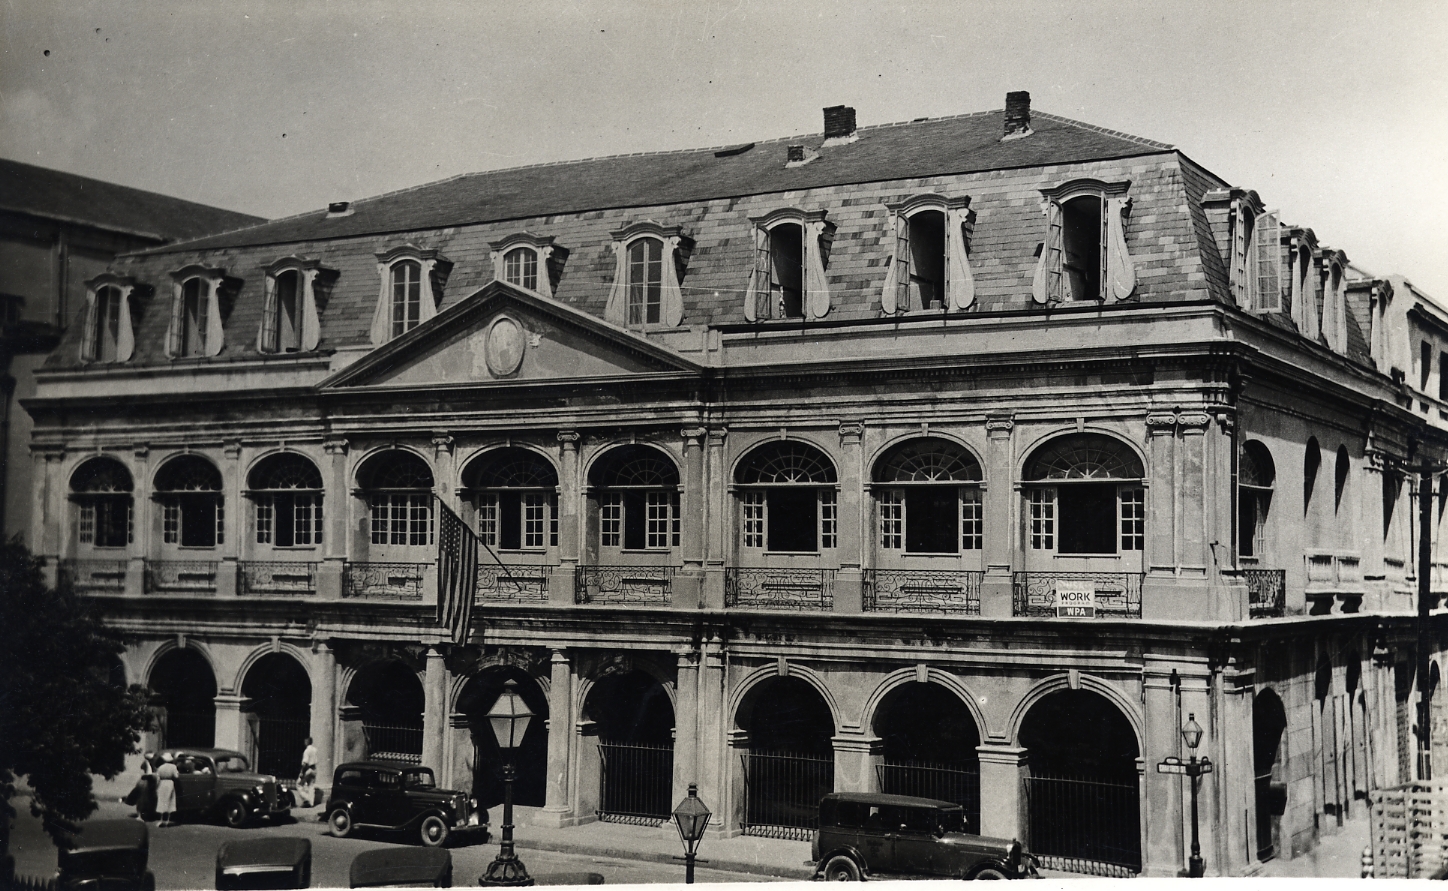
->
xmin=1157 ymin=712 xmax=1213 ymax=878
xmin=672 ymin=783 xmax=711 ymax=884
xmin=480 ymin=680 xmax=535 ymax=887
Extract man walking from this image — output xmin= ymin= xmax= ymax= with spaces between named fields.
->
xmin=298 ymin=737 xmax=318 ymax=807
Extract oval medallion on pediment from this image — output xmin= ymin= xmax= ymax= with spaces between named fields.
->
xmin=485 ymin=316 xmax=526 ymax=377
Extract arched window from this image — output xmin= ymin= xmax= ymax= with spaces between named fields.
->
xmin=370 ymin=247 xmax=450 ymax=345
xmin=745 ymin=209 xmax=836 ymax=322
xmin=180 ymin=278 xmax=207 ymax=356
xmin=358 ymin=451 xmax=434 ymax=547
xmin=605 ymin=223 xmax=690 ymax=329
xmin=1023 ymin=433 xmax=1144 ymax=555
xmin=84 ymin=286 xmax=127 ymax=363
xmin=490 ymin=233 xmax=563 ymax=299
xmin=1334 ymin=446 xmax=1351 ymax=514
xmin=735 ymin=441 xmax=838 ymax=553
xmin=879 ymin=196 xmax=974 ymax=315
xmin=873 ymin=438 xmax=983 ymax=553
xmin=1239 ymin=441 xmax=1275 ymax=558
xmin=590 ymin=445 xmax=680 ymax=552
xmin=391 ymin=260 xmax=422 ymax=337
xmin=504 ymin=248 xmax=538 ymax=292
xmin=462 ymin=448 xmax=558 ymax=551
xmin=627 ymin=238 xmax=663 ymax=326
xmin=248 ymin=453 xmax=323 ymax=548
xmin=71 ymin=457 xmax=133 ymax=548
xmin=1304 ymin=438 xmax=1321 ymax=514
xmin=1032 ymin=179 xmax=1135 ymax=305
xmin=155 ymin=455 xmax=224 ymax=548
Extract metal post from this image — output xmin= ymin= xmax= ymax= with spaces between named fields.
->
xmin=685 ymin=850 xmax=695 ymax=884
xmin=1419 ymin=465 xmax=1434 ymax=782
xmin=1188 ymin=759 xmax=1204 ymax=878
xmin=480 ymin=760 xmax=533 ymax=886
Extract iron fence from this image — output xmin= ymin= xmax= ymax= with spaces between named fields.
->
xmin=145 ymin=560 xmax=219 ymax=594
xmin=742 ymin=749 xmax=834 ymax=840
xmin=477 ymin=564 xmax=549 ymax=603
xmin=343 ymin=562 xmax=428 ymax=600
xmin=1011 ymin=572 xmax=1143 ymax=618
xmin=1245 ymin=568 xmax=1286 ymax=618
xmin=1025 ymin=774 xmax=1141 ymax=877
xmin=239 ymin=561 xmax=317 ymax=596
xmin=59 ymin=558 xmax=128 ymax=593
xmin=363 ymin=722 xmax=423 ymax=763
xmin=250 ymin=715 xmax=311 ymax=778
xmin=863 ymin=569 xmax=982 ymax=614
xmin=161 ymin=708 xmax=215 ymax=749
xmin=575 ymin=565 xmax=674 ymax=605
xmin=597 ymin=741 xmax=674 ymax=825
xmin=726 ymin=568 xmax=835 ymax=611
xmin=877 ymin=759 xmax=981 ymax=833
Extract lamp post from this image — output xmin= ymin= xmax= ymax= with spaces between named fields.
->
xmin=480 ymin=680 xmax=535 ymax=887
xmin=1156 ymin=712 xmax=1213 ymax=878
xmin=671 ymin=783 xmax=712 ymax=884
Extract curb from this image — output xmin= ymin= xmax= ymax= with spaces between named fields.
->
xmin=510 ymin=836 xmax=816 ymax=880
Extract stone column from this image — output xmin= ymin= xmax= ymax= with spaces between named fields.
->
xmin=213 ymin=693 xmax=251 ymax=753
xmin=537 ymin=649 xmax=576 ymax=827
xmin=1141 ymin=660 xmax=1185 ymax=877
xmin=446 ymin=712 xmax=472 ymax=796
xmin=703 ymin=428 xmax=728 ymax=609
xmin=832 ymin=732 xmax=882 ymax=793
xmin=422 ymin=647 xmax=448 ymax=772
xmin=318 ymin=438 xmax=349 ymax=599
xmin=976 ymin=744 xmax=1029 ymax=841
xmin=310 ymin=642 xmax=337 ymax=799
xmin=572 ymin=720 xmax=601 ymax=825
xmin=1218 ymin=665 xmax=1256 ymax=876
xmin=834 ymin=422 xmax=865 ymax=613
xmin=33 ymin=446 xmax=65 ymax=584
xmin=672 ymin=648 xmax=701 ymax=803
xmin=697 ymin=637 xmax=728 ymax=830
xmin=981 ymin=415 xmax=1015 ymax=617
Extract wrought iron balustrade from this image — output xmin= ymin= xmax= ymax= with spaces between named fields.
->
xmin=863 ymin=569 xmax=982 ymax=614
xmin=60 ymin=558 xmax=128 ymax=593
xmin=342 ymin=562 xmax=428 ymax=601
xmin=1244 ymin=568 xmax=1286 ymax=618
xmin=1011 ymin=571 xmax=1143 ymax=618
xmin=477 ymin=563 xmax=549 ymax=603
xmin=574 ymin=564 xmax=674 ymax=605
xmin=725 ymin=567 xmax=835 ymax=611
xmin=145 ymin=560 xmax=219 ymax=594
xmin=239 ymin=561 xmax=317 ymax=596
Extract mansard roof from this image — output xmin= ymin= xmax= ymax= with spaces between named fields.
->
xmin=0 ymin=157 xmax=264 ymax=242
xmin=149 ymin=109 xmax=1174 ymax=253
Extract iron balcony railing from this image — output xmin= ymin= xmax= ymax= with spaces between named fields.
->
xmin=476 ymin=563 xmax=550 ymax=603
xmin=725 ymin=567 xmax=835 ymax=611
xmin=238 ymin=561 xmax=318 ymax=596
xmin=863 ymin=569 xmax=982 ymax=614
xmin=1245 ymin=568 xmax=1287 ymax=618
xmin=145 ymin=560 xmax=219 ymax=595
xmin=575 ymin=565 xmax=674 ymax=605
xmin=342 ymin=562 xmax=428 ymax=601
xmin=1011 ymin=571 xmax=1143 ymax=619
xmin=60 ymin=558 xmax=128 ymax=593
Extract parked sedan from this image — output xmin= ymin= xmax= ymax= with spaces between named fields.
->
xmin=325 ymin=762 xmax=485 ymax=848
xmin=214 ymin=838 xmax=311 ymax=890
xmin=56 ymin=819 xmax=155 ymax=891
xmin=348 ymin=848 xmax=453 ymax=888
xmin=134 ymin=749 xmax=294 ymax=828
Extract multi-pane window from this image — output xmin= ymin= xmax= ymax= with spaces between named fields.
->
xmin=590 ymin=444 xmax=681 ymax=551
xmin=1119 ymin=487 xmax=1145 ymax=551
xmin=735 ymin=441 xmax=839 ymax=553
xmin=504 ymin=247 xmax=538 ymax=292
xmin=92 ymin=286 xmax=123 ymax=362
xmin=72 ymin=457 xmax=134 ymax=548
xmin=873 ymin=438 xmax=984 ymax=554
xmin=181 ymin=278 xmax=207 ymax=357
xmin=269 ymin=270 xmax=301 ymax=352
xmin=626 ymin=238 xmax=663 ymax=326
xmin=1030 ymin=489 xmax=1055 ymax=550
xmin=248 ymin=453 xmax=323 ymax=547
xmin=961 ymin=488 xmax=983 ymax=550
xmin=742 ymin=491 xmax=765 ymax=548
xmin=462 ymin=447 xmax=558 ymax=551
xmin=879 ymin=490 xmax=904 ymax=549
xmin=391 ymin=260 xmax=423 ymax=338
xmin=1024 ymin=433 xmax=1145 ymax=555
xmin=359 ymin=450 xmax=434 ymax=548
xmin=155 ymin=454 xmax=224 ymax=547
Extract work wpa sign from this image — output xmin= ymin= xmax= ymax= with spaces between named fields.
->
xmin=1055 ymin=580 xmax=1096 ymax=618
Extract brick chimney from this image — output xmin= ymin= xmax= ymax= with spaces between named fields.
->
xmin=787 ymin=145 xmax=806 ymax=163
xmin=822 ymin=105 xmax=857 ymax=145
xmin=1003 ymin=91 xmax=1032 ymax=140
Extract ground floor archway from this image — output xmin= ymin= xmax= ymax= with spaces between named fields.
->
xmin=1019 ymin=688 xmax=1141 ymax=876
xmin=345 ymin=661 xmax=424 ymax=763
xmin=149 ymin=648 xmax=216 ymax=748
xmin=582 ymin=669 xmax=675 ymax=824
xmin=1254 ymin=687 xmax=1288 ymax=861
xmin=241 ymin=653 xmax=312 ymax=778
xmin=457 ymin=667 xmax=549 ymax=809
xmin=872 ymin=682 xmax=982 ymax=832
xmin=736 ymin=675 xmax=835 ymax=839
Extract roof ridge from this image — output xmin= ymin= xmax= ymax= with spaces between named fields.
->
xmin=1029 ymin=111 xmax=1174 ymax=151
xmin=0 ymin=155 xmax=265 ymax=220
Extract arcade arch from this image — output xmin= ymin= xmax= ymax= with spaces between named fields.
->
xmin=456 ymin=667 xmax=549 ymax=809
xmin=582 ymin=669 xmax=676 ymax=823
xmin=870 ymin=681 xmax=983 ymax=832
xmin=240 ymin=652 xmax=312 ymax=777
xmin=344 ymin=660 xmax=424 ymax=763
xmin=1253 ymin=688 xmax=1288 ymax=861
xmin=735 ymin=674 xmax=836 ymax=838
xmin=148 ymin=647 xmax=217 ymax=748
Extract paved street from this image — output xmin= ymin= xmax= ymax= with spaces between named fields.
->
xmin=10 ymin=797 xmax=787 ymax=888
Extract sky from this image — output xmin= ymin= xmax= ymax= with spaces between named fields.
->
xmin=1 ymin=0 xmax=1445 ymax=296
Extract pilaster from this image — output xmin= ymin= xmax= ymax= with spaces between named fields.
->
xmin=311 ymin=641 xmax=336 ymax=799
xmin=834 ymin=422 xmax=864 ymax=613
xmin=981 ymin=414 xmax=1015 ymax=617
xmin=1141 ymin=661 xmax=1185 ymax=877
xmin=831 ymin=732 xmax=883 ymax=793
xmin=703 ymin=428 xmax=728 ymax=609
xmin=213 ymin=693 xmax=251 ymax=753
xmin=536 ymin=649 xmax=576 ymax=827
xmin=672 ymin=648 xmax=701 ymax=804
xmin=975 ymin=744 xmax=1029 ymax=841
xmin=322 ymin=438 xmax=349 ymax=591
xmin=422 ymin=646 xmax=448 ymax=774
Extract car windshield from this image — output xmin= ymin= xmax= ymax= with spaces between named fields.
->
xmin=403 ymin=769 xmax=436 ymax=789
xmin=938 ymin=808 xmax=966 ymax=833
xmin=214 ymin=755 xmax=250 ymax=772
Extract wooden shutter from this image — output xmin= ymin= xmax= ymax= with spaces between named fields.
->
xmin=945 ymin=207 xmax=975 ymax=311
xmin=258 ymin=275 xmax=279 ymax=353
xmin=805 ymin=220 xmax=832 ymax=320
xmin=116 ymin=286 xmax=135 ymax=362
xmin=1104 ymin=197 xmax=1137 ymax=301
xmin=1032 ymin=201 xmax=1063 ymax=304
xmin=79 ymin=289 xmax=99 ymax=362
xmin=743 ymin=225 xmax=770 ymax=321
xmin=165 ymin=280 xmax=185 ymax=356
xmin=1255 ymin=211 xmax=1282 ymax=312
xmin=1231 ymin=200 xmax=1249 ymax=306
xmin=880 ymin=213 xmax=910 ymax=314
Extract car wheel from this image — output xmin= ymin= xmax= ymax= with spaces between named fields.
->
xmin=328 ymin=807 xmax=353 ymax=838
xmin=420 ymin=814 xmax=449 ymax=848
xmin=222 ymin=798 xmax=251 ymax=829
xmin=822 ymin=855 xmax=863 ymax=881
xmin=971 ymin=866 xmax=1009 ymax=880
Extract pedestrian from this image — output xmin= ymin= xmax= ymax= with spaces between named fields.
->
xmin=121 ymin=751 xmax=156 ymax=806
xmin=298 ymin=737 xmax=318 ymax=807
xmin=155 ymin=752 xmax=179 ymax=827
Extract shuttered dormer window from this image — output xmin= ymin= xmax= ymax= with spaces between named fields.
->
xmin=1319 ymin=250 xmax=1349 ymax=352
xmin=79 ymin=274 xmax=140 ymax=364
xmin=258 ymin=257 xmax=331 ymax=354
xmin=743 ymin=208 xmax=837 ymax=322
xmin=877 ymin=196 xmax=973 ymax=316
xmin=165 ymin=265 xmax=233 ymax=359
xmin=604 ymin=222 xmax=692 ymax=330
xmin=369 ymin=246 xmax=451 ymax=345
xmin=1032 ymin=179 xmax=1136 ymax=305
xmin=489 ymin=233 xmax=564 ymax=299
xmin=1228 ymin=195 xmax=1283 ymax=313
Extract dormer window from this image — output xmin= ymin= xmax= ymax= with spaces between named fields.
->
xmin=165 ymin=266 xmax=232 ymax=358
xmin=506 ymin=249 xmax=537 ymax=291
xmin=1319 ymin=250 xmax=1349 ymax=352
xmin=490 ymin=234 xmax=565 ymax=299
xmin=1287 ymin=229 xmax=1319 ymax=337
xmin=80 ymin=274 xmax=139 ymax=364
xmin=744 ymin=209 xmax=836 ymax=321
xmin=1228 ymin=195 xmax=1282 ymax=313
xmin=258 ymin=257 xmax=331 ymax=353
xmin=879 ymin=196 xmax=973 ymax=315
xmin=370 ymin=246 xmax=451 ymax=344
xmin=1032 ymin=179 xmax=1135 ymax=305
xmin=604 ymin=222 xmax=692 ymax=329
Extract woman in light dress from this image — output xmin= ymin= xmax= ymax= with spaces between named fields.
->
xmin=154 ymin=751 xmax=179 ymax=826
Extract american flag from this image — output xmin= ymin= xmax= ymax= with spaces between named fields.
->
xmin=435 ymin=497 xmax=478 ymax=646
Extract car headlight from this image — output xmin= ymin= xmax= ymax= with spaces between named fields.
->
xmin=254 ymin=784 xmax=266 ymax=796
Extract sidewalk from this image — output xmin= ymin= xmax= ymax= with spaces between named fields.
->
xmin=1254 ymin=812 xmax=1370 ymax=878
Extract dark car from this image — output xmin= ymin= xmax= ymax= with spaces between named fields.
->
xmin=325 ymin=762 xmax=484 ymax=848
xmin=135 ymin=748 xmax=294 ymax=828
xmin=214 ymin=837 xmax=311 ymax=890
xmin=348 ymin=848 xmax=453 ymax=888
xmin=56 ymin=819 xmax=155 ymax=891
xmin=811 ymin=793 xmax=1037 ymax=881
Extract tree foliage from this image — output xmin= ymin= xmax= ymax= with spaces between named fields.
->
xmin=0 ymin=539 xmax=151 ymax=846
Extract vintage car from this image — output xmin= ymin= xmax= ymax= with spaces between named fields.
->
xmin=325 ymin=762 xmax=485 ymax=848
xmin=135 ymin=748 xmax=294 ymax=828
xmin=811 ymin=792 xmax=1038 ymax=881
xmin=56 ymin=819 xmax=155 ymax=891
xmin=214 ymin=837 xmax=311 ymax=890
xmin=348 ymin=848 xmax=453 ymax=888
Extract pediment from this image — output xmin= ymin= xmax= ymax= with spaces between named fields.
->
xmin=321 ymin=281 xmax=700 ymax=389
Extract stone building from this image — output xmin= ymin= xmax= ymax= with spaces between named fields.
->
xmin=25 ymin=92 xmax=1448 ymax=877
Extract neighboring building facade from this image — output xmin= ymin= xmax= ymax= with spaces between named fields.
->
xmin=0 ymin=158 xmax=262 ymax=543
xmin=25 ymin=93 xmax=1448 ymax=877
